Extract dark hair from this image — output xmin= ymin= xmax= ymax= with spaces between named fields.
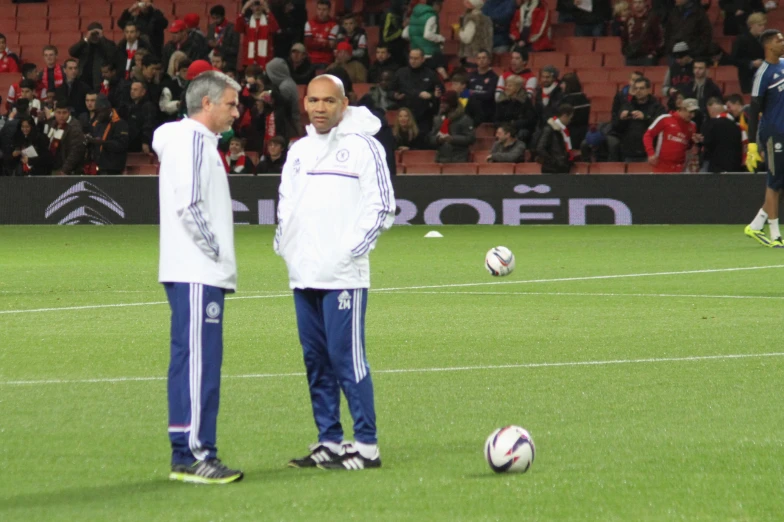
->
xmin=634 ymin=76 xmax=651 ymax=88
xmin=497 ymin=123 xmax=515 ymax=135
xmin=631 ymin=70 xmax=644 ymax=78
xmin=209 ymin=5 xmax=226 ymax=17
xmin=476 ymin=49 xmax=491 ymax=59
xmin=43 ymin=45 xmax=58 ymax=55
xmin=761 ymin=29 xmax=782 ymax=47
xmin=706 ymin=96 xmax=724 ymax=107
xmin=19 ymin=79 xmax=37 ymax=91
xmin=131 ymin=79 xmax=148 ymax=91
xmin=726 ymin=93 xmax=744 ymax=105
xmin=427 ymin=0 xmax=444 ymax=5
xmin=54 ymin=95 xmax=70 ymax=110
xmin=14 ymin=98 xmax=30 ymax=115
xmin=0 ymin=33 xmax=6 ymax=42
xmin=64 ymin=58 xmax=78 ymax=68
xmin=450 ymin=73 xmax=468 ymax=85
xmin=124 ymin=21 xmax=138 ymax=31
xmin=556 ymin=103 xmax=574 ymax=117
xmin=212 ymin=49 xmax=224 ymax=59
xmin=178 ymin=58 xmax=192 ymax=70
xmin=693 ymin=58 xmax=709 ymax=68
xmin=268 ymin=136 xmax=286 ymax=147
xmin=561 ymin=72 xmax=582 ymax=94
xmin=409 ymin=48 xmax=425 ymax=57
xmin=142 ymin=54 xmax=162 ymax=67
xmin=102 ymin=61 xmax=116 ymax=71
xmin=511 ymin=48 xmax=529 ymax=64
xmin=376 ymin=44 xmax=389 ymax=51
xmin=245 ymin=64 xmax=264 ymax=79
xmin=21 ymin=63 xmax=37 ymax=76
xmin=317 ymin=0 xmax=331 ymax=7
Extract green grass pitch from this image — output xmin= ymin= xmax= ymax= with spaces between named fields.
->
xmin=1 ymin=225 xmax=784 ymax=521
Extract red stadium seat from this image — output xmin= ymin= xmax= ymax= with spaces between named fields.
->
xmin=514 ymin=163 xmax=541 ymax=174
xmin=591 ymin=96 xmax=613 ymax=112
xmin=18 ymin=32 xmax=51 ymax=48
xmin=557 ymin=36 xmax=592 ymax=54
xmin=583 ymin=82 xmax=614 ymax=98
xmin=577 ymin=69 xmax=609 ymax=83
xmin=50 ymin=19 xmax=82 ymax=33
xmin=626 ymin=162 xmax=653 ymax=174
xmin=17 ymin=19 xmax=48 ymax=33
xmin=441 ymin=162 xmax=479 ymax=174
xmin=713 ymin=66 xmax=736 ymax=82
xmin=354 ymin=83 xmax=371 ymax=99
xmin=471 ymin=149 xmax=491 ymax=162
xmin=608 ymin=68 xmax=634 ymax=84
xmin=723 ymin=81 xmax=741 ymax=95
xmin=401 ymin=149 xmax=436 ymax=164
xmin=478 ymin=163 xmax=516 ymax=174
xmin=174 ymin=2 xmax=208 ymax=17
xmin=603 ymin=54 xmax=625 ymax=67
xmin=16 ymin=2 xmax=48 ymax=19
xmin=2 ymin=31 xmax=19 ymax=46
xmin=403 ymin=163 xmax=441 ymax=174
xmin=551 ymin=23 xmax=575 ymax=38
xmin=572 ymin=162 xmax=590 ymax=174
xmin=643 ymin=66 xmax=668 ymax=80
xmin=49 ymin=3 xmax=80 ymax=19
xmin=475 ymin=123 xmax=495 ymax=138
xmin=127 ymin=153 xmax=154 ymax=166
xmin=51 ymin=33 xmax=82 ymax=50
xmin=475 ymin=136 xmax=495 ymax=149
xmin=385 ymin=110 xmax=397 ymax=126
xmin=126 ymin=165 xmax=159 ymax=175
xmin=530 ymin=52 xmax=567 ymax=69
xmin=595 ymin=110 xmax=612 ymax=123
xmin=589 ymin=162 xmax=627 ymax=174
xmin=568 ymin=53 xmax=602 ymax=68
xmin=81 ymin=3 xmax=113 ymax=18
xmin=594 ymin=37 xmax=621 ymax=55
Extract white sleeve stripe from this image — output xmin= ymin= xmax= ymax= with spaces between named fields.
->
xmin=648 ymin=114 xmax=669 ymax=131
xmin=752 ymin=62 xmax=768 ymax=97
xmin=189 ymin=134 xmax=219 ymax=256
xmin=351 ymin=134 xmax=392 ymax=256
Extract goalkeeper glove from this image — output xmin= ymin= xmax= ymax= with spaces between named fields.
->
xmin=747 ymin=143 xmax=763 ymax=172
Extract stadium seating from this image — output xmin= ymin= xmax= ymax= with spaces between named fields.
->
xmin=441 ymin=163 xmax=479 ymax=175
xmin=477 ymin=163 xmax=515 ymax=175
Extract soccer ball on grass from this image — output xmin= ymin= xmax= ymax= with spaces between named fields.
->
xmin=485 ymin=246 xmax=515 ymax=276
xmin=484 ymin=425 xmax=535 ymax=473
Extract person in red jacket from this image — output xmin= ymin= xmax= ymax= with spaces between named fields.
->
xmin=509 ymin=0 xmax=554 ymax=52
xmin=235 ymin=0 xmax=280 ymax=69
xmin=305 ymin=0 xmax=339 ymax=70
xmin=0 ymin=33 xmax=19 ymax=73
xmin=643 ymin=97 xmax=699 ymax=173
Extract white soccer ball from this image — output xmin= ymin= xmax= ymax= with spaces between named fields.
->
xmin=485 ymin=246 xmax=515 ymax=276
xmin=484 ymin=425 xmax=535 ymax=473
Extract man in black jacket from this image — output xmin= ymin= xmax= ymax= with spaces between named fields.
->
xmin=391 ymin=48 xmax=443 ymax=135
xmin=682 ymin=59 xmax=723 ymax=113
xmin=69 ymin=22 xmax=117 ymax=90
xmin=117 ymin=1 xmax=169 ymax=56
xmin=101 ymin=62 xmax=128 ymax=111
xmin=732 ymin=13 xmax=766 ymax=93
xmin=465 ymin=49 xmax=498 ymax=124
xmin=536 ymin=103 xmax=574 ymax=174
xmin=124 ymin=80 xmax=157 ymax=154
xmin=533 ymin=65 xmax=562 ymax=130
xmin=114 ymin=22 xmax=152 ymax=81
xmin=207 ymin=5 xmax=241 ymax=72
xmin=162 ymin=20 xmax=209 ymax=69
xmin=288 ymin=43 xmax=316 ymax=85
xmin=613 ymin=76 xmax=666 ymax=161
xmin=55 ymin=59 xmax=92 ymax=117
xmin=702 ymin=96 xmax=743 ymax=173
xmin=87 ymin=94 xmax=130 ymax=174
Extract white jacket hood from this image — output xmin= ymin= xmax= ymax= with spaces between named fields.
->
xmin=306 ymin=106 xmax=381 ymax=139
xmin=153 ymin=118 xmax=216 ymax=157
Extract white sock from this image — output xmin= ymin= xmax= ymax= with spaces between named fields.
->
xmin=354 ymin=441 xmax=379 ymax=459
xmin=751 ymin=208 xmax=768 ymax=230
xmin=321 ymin=441 xmax=341 ymax=453
xmin=769 ymin=218 xmax=781 ymax=239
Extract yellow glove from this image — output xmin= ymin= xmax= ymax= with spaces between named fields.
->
xmin=747 ymin=143 xmax=763 ymax=172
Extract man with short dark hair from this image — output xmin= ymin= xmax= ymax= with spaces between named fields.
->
xmin=702 ymin=96 xmax=743 ymax=173
xmin=368 ymin=45 xmax=399 ymax=84
xmin=304 ymin=0 xmax=339 ymax=70
xmin=682 ymin=59 xmax=723 ymax=113
xmin=125 ymin=80 xmax=157 ymax=154
xmin=614 ymin=76 xmax=666 ymax=162
xmin=68 ymin=22 xmax=118 ymax=90
xmin=207 ymin=5 xmax=240 ymax=72
xmin=7 ymin=63 xmax=40 ymax=112
xmin=115 ymin=22 xmax=152 ymax=81
xmin=391 ymin=48 xmax=442 ymax=134
xmin=46 ymin=95 xmax=86 ymax=175
xmin=495 ymin=49 xmax=537 ymax=100
xmin=79 ymin=91 xmax=99 ymax=133
xmin=466 ymin=49 xmax=498 ymax=124
xmin=536 ymin=103 xmax=575 ymax=174
xmin=533 ymin=65 xmax=562 ymax=130
xmin=55 ymin=59 xmax=92 ymax=117
xmin=100 ymin=62 xmax=127 ymax=112
xmin=336 ymin=14 xmax=369 ymax=69
xmin=488 ymin=123 xmax=525 ymax=163
xmin=0 ymin=33 xmax=19 ymax=73
xmin=41 ymin=45 xmax=65 ymax=94
xmin=86 ymin=94 xmax=130 ymax=175
xmin=117 ymin=1 xmax=170 ymax=56
xmin=210 ymin=50 xmax=227 ymax=72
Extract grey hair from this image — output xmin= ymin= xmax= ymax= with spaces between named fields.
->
xmin=310 ymin=74 xmax=345 ymax=97
xmin=186 ymin=71 xmax=241 ymax=116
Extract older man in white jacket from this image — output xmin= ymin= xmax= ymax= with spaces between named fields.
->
xmin=276 ymin=75 xmax=396 ymax=471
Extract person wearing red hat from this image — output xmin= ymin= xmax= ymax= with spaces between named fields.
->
xmin=187 ymin=59 xmax=217 ymax=81
xmin=163 ymin=19 xmax=210 ymax=74
xmin=183 ymin=13 xmax=204 ymax=36
xmin=235 ymin=0 xmax=280 ymax=69
xmin=327 ymin=41 xmax=366 ymax=84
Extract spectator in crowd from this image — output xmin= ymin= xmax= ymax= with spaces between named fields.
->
xmin=682 ymin=58 xmax=723 ymax=113
xmin=129 ymin=48 xmax=151 ymax=82
xmin=10 ymin=116 xmax=50 ymax=176
xmin=223 ymin=136 xmax=254 ymax=173
xmin=275 ymin=0 xmax=310 ymax=60
xmin=266 ymin=58 xmax=301 ymax=133
xmin=610 ymin=1 xmax=629 ymax=37
xmin=720 ymin=0 xmax=765 ymax=36
xmin=85 ymin=94 xmax=130 ymax=175
xmin=183 ymin=13 xmax=205 ymax=38
xmin=572 ymin=0 xmax=611 ymax=37
xmin=0 ymin=99 xmax=29 ymax=175
xmin=365 ymin=70 xmax=397 ymax=111
xmin=236 ymin=0 xmax=280 ymax=70
xmin=115 ymin=22 xmax=152 ymax=81
xmin=16 ymin=80 xmax=44 ymax=124
xmin=327 ymin=41 xmax=367 ymax=83
xmin=459 ymin=0 xmax=494 ymax=61
xmin=702 ymin=96 xmax=744 ymax=172
xmin=79 ymin=91 xmax=99 ymax=133
xmin=494 ymin=74 xmax=537 ymax=144
xmin=207 ymin=5 xmax=240 ymax=73
xmin=125 ymin=80 xmax=157 ymax=154
xmin=391 ymin=48 xmax=443 ymax=135
xmin=55 ymin=59 xmax=91 ymax=117
xmin=559 ymin=72 xmax=590 ymax=148
xmin=665 ymin=0 xmax=712 ymax=60
xmin=662 ymin=42 xmax=694 ymax=97
xmin=536 ymin=102 xmax=574 ymax=174
xmin=496 ymin=48 xmax=537 ymax=100
xmin=356 ymin=95 xmax=398 ymax=176
xmin=451 ymin=73 xmax=471 ymax=106
xmin=404 ymin=0 xmax=448 ymax=80
xmin=465 ymin=49 xmax=498 ymax=123
xmin=726 ymin=92 xmax=750 ymax=132
xmin=46 ymin=96 xmax=86 ymax=175
xmin=160 ymin=54 xmax=189 ymax=122
xmin=337 ymin=14 xmax=370 ymax=69
xmin=614 ymin=76 xmax=665 ymax=162
xmin=210 ymin=50 xmax=227 ymax=72
xmin=163 ymin=19 xmax=209 ymax=67
xmin=381 ymin=0 xmax=407 ymax=66
xmin=304 ymin=0 xmax=339 ymax=71
xmin=482 ymin=0 xmax=516 ymax=52
xmin=533 ymin=64 xmax=562 ymax=130
xmin=0 ymin=33 xmax=19 ymax=73
xmin=488 ymin=122 xmax=526 ymax=162
xmin=100 ymin=62 xmax=127 ymax=112
xmin=621 ymin=0 xmax=663 ymax=66
xmin=643 ymin=97 xmax=698 ymax=173
xmin=368 ymin=45 xmax=400 ymax=84
xmin=7 ymin=64 xmax=40 ymax=112
xmin=429 ymin=90 xmax=476 ymax=163
xmin=255 ymin=135 xmax=286 ymax=174
xmin=611 ymin=70 xmax=642 ymax=124
xmin=117 ymin=0 xmax=170 ymax=56
xmin=288 ymin=43 xmax=316 ymax=85
xmin=69 ymin=23 xmax=117 ymax=91
xmin=253 ymin=86 xmax=297 ymax=151
xmin=393 ymin=107 xmax=426 ymax=150
xmin=139 ymin=54 xmax=165 ymax=113
xmin=41 ymin=46 xmax=65 ymax=94
xmin=509 ymin=0 xmax=554 ymax=52
xmin=732 ymin=12 xmax=766 ymax=93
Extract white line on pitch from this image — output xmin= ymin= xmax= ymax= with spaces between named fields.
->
xmin=2 ymin=352 xmax=783 ymax=386
xmin=2 ymin=264 xmax=783 ymax=315
xmin=384 ymin=290 xmax=784 ymax=300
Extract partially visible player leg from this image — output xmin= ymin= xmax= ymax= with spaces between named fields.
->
xmin=765 ymin=136 xmax=784 ymax=247
xmin=290 ymin=289 xmax=344 ymax=468
xmin=318 ymin=288 xmax=381 ymax=471
xmin=746 ymin=139 xmax=777 ymax=246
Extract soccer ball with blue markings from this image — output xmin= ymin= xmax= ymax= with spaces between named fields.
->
xmin=485 ymin=246 xmax=515 ymax=277
xmin=485 ymin=426 xmax=535 ymax=473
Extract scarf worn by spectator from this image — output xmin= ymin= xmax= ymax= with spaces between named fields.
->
xmin=222 ymin=151 xmax=247 ymax=173
xmin=125 ymin=41 xmax=138 ymax=79
xmin=42 ymin=65 xmax=64 ymax=91
xmin=541 ymin=83 xmax=557 ymax=106
xmin=247 ymin=15 xmax=270 ymax=62
xmin=549 ymin=116 xmax=575 ymax=160
xmin=212 ymin=19 xmax=229 ymax=46
xmin=47 ymin=119 xmax=69 ymax=156
xmin=264 ymin=111 xmax=276 ymax=148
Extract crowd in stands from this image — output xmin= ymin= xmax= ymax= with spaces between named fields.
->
xmin=0 ymin=0 xmax=776 ymax=175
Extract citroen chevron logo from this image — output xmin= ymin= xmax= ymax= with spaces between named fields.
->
xmin=45 ymin=181 xmax=126 ymax=225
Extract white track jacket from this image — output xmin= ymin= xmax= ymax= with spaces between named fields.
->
xmin=275 ymin=106 xmax=396 ymax=290
xmin=155 ymin=118 xmax=237 ymax=291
